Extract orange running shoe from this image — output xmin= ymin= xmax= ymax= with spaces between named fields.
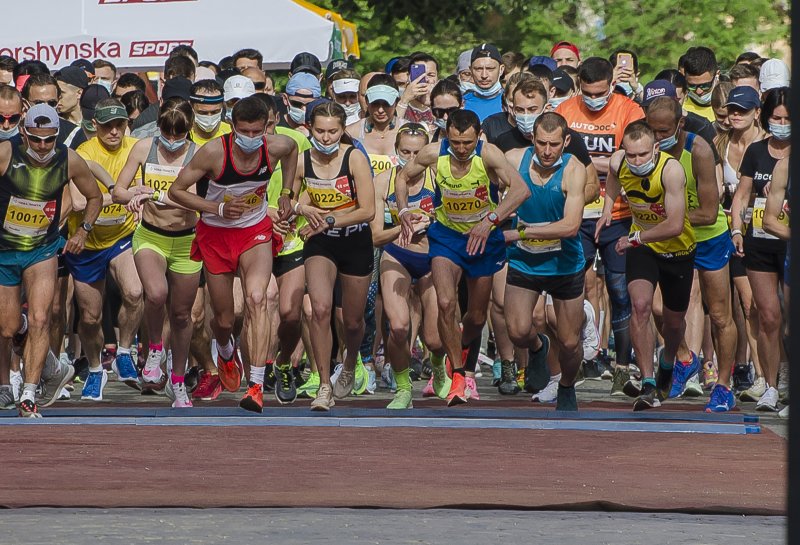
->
xmin=239 ymin=382 xmax=264 ymax=413
xmin=447 ymin=373 xmax=467 ymax=407
xmin=217 ymin=347 xmax=243 ymax=393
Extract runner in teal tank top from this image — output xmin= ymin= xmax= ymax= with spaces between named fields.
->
xmin=502 ymin=112 xmax=588 ymax=411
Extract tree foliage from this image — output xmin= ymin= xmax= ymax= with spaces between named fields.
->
xmin=316 ymin=0 xmax=789 ymax=79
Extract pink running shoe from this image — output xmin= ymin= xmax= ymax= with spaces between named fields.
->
xmin=465 ymin=376 xmax=480 ymax=400
xmin=422 ymin=376 xmax=436 ymax=397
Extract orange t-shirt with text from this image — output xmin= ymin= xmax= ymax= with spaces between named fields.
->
xmin=557 ymin=93 xmax=644 ymax=219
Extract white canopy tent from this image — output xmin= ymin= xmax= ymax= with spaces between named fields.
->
xmin=0 ymin=0 xmax=352 ymax=70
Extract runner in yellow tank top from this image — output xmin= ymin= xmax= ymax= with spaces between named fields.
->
xmin=597 ymin=121 xmax=694 ymax=412
xmin=645 ymin=94 xmax=738 ymax=412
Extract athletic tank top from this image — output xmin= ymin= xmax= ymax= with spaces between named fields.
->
xmin=140 ymin=139 xmax=197 ymax=227
xmin=508 ymin=149 xmax=583 ymax=276
xmin=303 ymin=146 xmax=358 ymax=211
xmin=0 ymin=143 xmax=68 ymax=251
xmin=433 ymin=139 xmax=498 ymax=233
xmin=202 ymin=132 xmax=273 ymax=228
xmin=385 ymin=166 xmax=436 ymax=224
xmin=618 ymin=152 xmax=696 ymax=257
xmin=359 ymin=120 xmax=399 ymax=175
xmin=680 ymin=133 xmax=728 ymax=242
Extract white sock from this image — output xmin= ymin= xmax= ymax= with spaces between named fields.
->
xmin=21 ymin=383 xmax=36 ymax=403
xmin=550 ymin=373 xmax=562 ymax=383
xmin=89 ymin=365 xmax=103 ymax=373
xmin=117 ymin=346 xmax=131 ymax=355
xmin=218 ymin=340 xmax=234 ymax=360
xmin=250 ymin=365 xmax=265 ymax=386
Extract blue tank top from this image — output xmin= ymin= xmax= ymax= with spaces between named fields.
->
xmin=508 ymin=148 xmax=584 ymax=277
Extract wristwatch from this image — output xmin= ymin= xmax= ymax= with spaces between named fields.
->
xmin=487 ymin=212 xmax=500 ymax=226
xmin=325 ymin=216 xmax=336 ymax=230
xmin=80 ymin=222 xmax=93 ymax=233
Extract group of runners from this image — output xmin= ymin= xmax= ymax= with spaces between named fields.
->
xmin=0 ymin=40 xmax=790 ymax=418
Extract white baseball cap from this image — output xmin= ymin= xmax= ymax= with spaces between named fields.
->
xmin=759 ymin=59 xmax=790 ymax=93
xmin=223 ymin=75 xmax=256 ymax=102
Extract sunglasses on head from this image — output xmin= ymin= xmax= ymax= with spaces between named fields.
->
xmin=398 ymin=123 xmax=429 ymax=137
xmin=0 ymin=113 xmax=21 ymax=125
xmin=31 ymin=99 xmax=59 ymax=108
xmin=431 ymin=106 xmax=459 ymax=118
xmin=26 ymin=133 xmax=58 ymax=144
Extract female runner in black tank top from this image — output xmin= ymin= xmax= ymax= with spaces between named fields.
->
xmin=289 ymin=101 xmax=375 ymax=410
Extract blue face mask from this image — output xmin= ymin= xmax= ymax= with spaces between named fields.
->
xmin=473 ymin=80 xmax=502 ymax=98
xmin=397 ymin=155 xmax=408 ymax=168
xmin=548 ymin=96 xmax=569 ymax=110
xmin=515 ymin=112 xmax=539 ymax=135
xmin=617 ymin=82 xmax=634 ymax=97
xmin=0 ymin=125 xmax=19 ymax=140
xmin=627 ymin=153 xmax=657 ymax=177
xmin=688 ymin=90 xmax=713 ymax=106
xmin=234 ymin=131 xmax=264 ymax=153
xmin=532 ymin=153 xmax=563 ymax=170
xmin=583 ymin=91 xmax=611 ymax=112
xmin=434 ymin=117 xmax=447 ymax=131
xmin=159 ymin=135 xmax=186 ymax=152
xmin=769 ymin=122 xmax=791 ymax=141
xmin=96 ymin=79 xmax=113 ymax=94
xmin=460 ymin=81 xmax=477 ymax=95
xmin=311 ymin=137 xmax=340 ymax=155
xmin=448 ymin=145 xmax=476 ymax=162
xmin=658 ymin=128 xmax=679 ymax=151
xmin=288 ymin=106 xmax=306 ymax=125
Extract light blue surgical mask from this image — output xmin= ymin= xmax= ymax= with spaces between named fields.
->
xmin=159 ymin=135 xmax=186 ymax=152
xmin=96 ymin=79 xmax=113 ymax=94
xmin=548 ymin=96 xmax=569 ymax=110
xmin=627 ymin=155 xmax=657 ymax=177
xmin=434 ymin=117 xmax=447 ymax=131
xmin=342 ymin=102 xmax=361 ymax=121
xmin=225 ymin=108 xmax=234 ymax=123
xmin=769 ymin=122 xmax=791 ymax=141
xmin=288 ymin=105 xmax=306 ymax=125
xmin=618 ymin=82 xmax=634 ymax=97
xmin=311 ymin=137 xmax=339 ymax=155
xmin=532 ymin=153 xmax=563 ymax=170
xmin=658 ymin=128 xmax=679 ymax=151
xmin=397 ymin=155 xmax=408 ymax=168
xmin=583 ymin=91 xmax=611 ymax=112
xmin=0 ymin=125 xmax=19 ymax=140
xmin=515 ymin=112 xmax=539 ymax=136
xmin=473 ymin=80 xmax=502 ymax=98
xmin=460 ymin=81 xmax=477 ymax=95
xmin=448 ymin=145 xmax=476 ymax=162
xmin=688 ymin=90 xmax=712 ymax=106
xmin=234 ymin=131 xmax=264 ymax=153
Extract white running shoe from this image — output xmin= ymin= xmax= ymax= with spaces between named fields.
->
xmin=142 ymin=349 xmax=165 ymax=384
xmin=755 ymin=386 xmax=779 ymax=412
xmin=683 ymin=373 xmax=704 ymax=397
xmin=171 ymin=382 xmax=193 ymax=408
xmin=531 ymin=374 xmax=560 ymax=403
xmin=740 ymin=376 xmax=767 ymax=402
xmin=779 ymin=405 xmax=789 ymax=419
xmin=581 ymin=300 xmax=600 ymax=361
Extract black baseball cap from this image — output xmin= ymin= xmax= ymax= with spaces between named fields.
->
xmin=291 ymin=52 xmax=322 ymax=76
xmin=470 ymin=43 xmax=502 ymax=65
xmin=162 ymin=77 xmax=192 ymax=100
xmin=70 ymin=59 xmax=95 ymax=76
xmin=550 ymin=68 xmax=575 ymax=93
xmin=79 ymin=84 xmax=111 ymax=121
xmin=642 ymin=80 xmax=678 ymax=107
xmin=325 ymin=58 xmax=353 ymax=81
xmin=55 ymin=66 xmax=89 ymax=90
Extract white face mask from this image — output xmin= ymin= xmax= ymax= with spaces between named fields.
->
xmin=26 ymin=146 xmax=57 ymax=164
xmin=288 ymin=105 xmax=306 ymax=125
xmin=195 ymin=112 xmax=222 ymax=133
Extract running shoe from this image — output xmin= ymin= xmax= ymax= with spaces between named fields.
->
xmin=101 ymin=346 xmax=116 ymax=371
xmin=353 ymin=356 xmax=368 ymax=395
xmin=184 ymin=366 xmax=200 ymax=394
xmin=633 ymin=382 xmax=661 ymax=411
xmin=582 ymin=359 xmax=604 ymax=380
xmin=465 ymin=376 xmax=480 ymax=400
xmin=739 ymin=376 xmax=767 ymax=402
xmin=275 ymin=364 xmax=297 ymax=405
xmin=668 ymin=352 xmax=699 ymax=399
xmin=310 ymin=383 xmax=335 ymax=411
xmin=498 ymin=360 xmax=520 ymax=395
xmin=263 ymin=363 xmax=276 ymax=392
xmin=171 ymin=382 xmax=193 ymax=408
xmin=683 ymin=373 xmax=704 ymax=397
xmin=72 ymin=356 xmax=89 ymax=384
xmin=112 ymin=353 xmax=141 ymax=390
xmin=217 ymin=344 xmax=243 ymax=393
xmin=779 ymin=405 xmax=789 ymax=419
xmin=39 ymin=355 xmax=74 ymax=408
xmin=555 ymin=384 xmax=578 ymax=411
xmin=365 ymin=367 xmax=377 ymax=394
xmin=297 ymin=372 xmax=320 ymax=399
xmin=58 ymin=388 xmax=70 ymax=400
xmin=18 ymin=398 xmax=41 ymax=418
xmin=755 ymin=386 xmax=779 ymax=412
xmin=0 ymin=386 xmax=15 ymax=409
xmin=491 ymin=359 xmax=502 ymax=386
xmin=732 ymin=362 xmax=755 ymax=393
xmin=387 ymin=388 xmax=413 ymax=409
xmin=192 ymin=372 xmax=222 ymax=401
xmin=531 ymin=376 xmax=559 ymax=403
xmin=610 ymin=366 xmax=630 ymax=397
xmin=446 ymin=373 xmax=467 ymax=406
xmin=381 ymin=361 xmax=397 ymax=392
xmin=581 ymin=300 xmax=600 ymax=361
xmin=516 ymin=367 xmax=525 ymax=390
xmin=705 ymin=384 xmax=736 ymax=413
xmin=10 ymin=370 xmax=22 ymax=402
xmin=702 ymin=360 xmax=718 ymax=390
xmin=431 ymin=357 xmax=451 ymax=399
xmin=333 ymin=366 xmax=355 ymax=399
xmin=422 ymin=377 xmax=436 ymax=397
xmin=525 ymin=334 xmax=550 ymax=393
xmin=239 ymin=382 xmax=264 ymax=413
xmin=81 ymin=370 xmax=108 ymax=401
xmin=142 ymin=349 xmax=165 ymax=384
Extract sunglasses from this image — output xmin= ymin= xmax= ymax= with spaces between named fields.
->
xmin=687 ymin=81 xmax=714 ymax=92
xmin=0 ymin=113 xmax=21 ymax=125
xmin=398 ymin=124 xmax=429 ymax=137
xmin=31 ymin=99 xmax=59 ymax=108
xmin=288 ymin=100 xmax=308 ymax=109
xmin=26 ymin=133 xmax=58 ymax=144
xmin=431 ymin=106 xmax=459 ymax=119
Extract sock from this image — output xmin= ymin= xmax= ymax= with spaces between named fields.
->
xmin=643 ymin=377 xmax=656 ymax=388
xmin=453 ymin=367 xmax=465 ymax=377
xmin=171 ymin=372 xmax=184 ymax=385
xmin=550 ymin=373 xmax=562 ymax=383
xmin=89 ymin=365 xmax=103 ymax=373
xmin=395 ymin=368 xmax=411 ymax=391
xmin=149 ymin=342 xmax=163 ymax=352
xmin=218 ymin=340 xmax=234 ymax=360
xmin=250 ymin=365 xmax=265 ymax=386
xmin=117 ymin=346 xmax=131 ymax=355
xmin=21 ymin=383 xmax=36 ymax=403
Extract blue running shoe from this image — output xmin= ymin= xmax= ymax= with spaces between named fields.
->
xmin=112 ymin=353 xmax=141 ymax=389
xmin=668 ymin=351 xmax=700 ymax=399
xmin=81 ymin=369 xmax=108 ymax=401
xmin=491 ymin=359 xmax=502 ymax=386
xmin=705 ymin=384 xmax=736 ymax=412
